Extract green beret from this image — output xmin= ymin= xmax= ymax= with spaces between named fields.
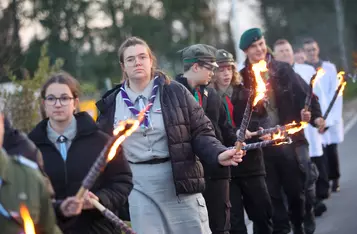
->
xmin=215 ymin=49 xmax=236 ymax=66
xmin=178 ymin=44 xmax=218 ymax=67
xmin=239 ymin=28 xmax=263 ymax=51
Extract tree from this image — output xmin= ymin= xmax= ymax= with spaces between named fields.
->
xmin=1 ymin=44 xmax=63 ymax=133
xmin=259 ymin=0 xmax=355 ymax=71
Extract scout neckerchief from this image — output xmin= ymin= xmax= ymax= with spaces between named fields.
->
xmin=222 ymin=95 xmax=236 ymax=127
xmin=193 ymin=88 xmax=203 ymax=106
xmin=120 ymin=75 xmax=160 ymax=128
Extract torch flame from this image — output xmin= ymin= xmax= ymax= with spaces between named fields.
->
xmin=107 ymin=106 xmax=149 ymax=162
xmin=285 ymin=121 xmax=297 ymax=128
xmin=20 ymin=204 xmax=36 ymax=234
xmin=271 ymin=130 xmax=288 ymax=146
xmin=286 ymin=121 xmax=308 ymax=135
xmin=337 ymin=71 xmax=347 ymax=96
xmin=311 ymin=68 xmax=325 ymax=87
xmin=272 ymin=130 xmax=285 ymax=140
xmin=252 ymin=60 xmax=268 ymax=106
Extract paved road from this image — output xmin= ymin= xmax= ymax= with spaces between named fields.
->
xmin=314 ymin=119 xmax=357 ymax=234
xmin=246 ymin=100 xmax=357 ymax=234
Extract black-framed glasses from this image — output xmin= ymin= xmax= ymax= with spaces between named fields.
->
xmin=44 ymin=95 xmax=74 ymax=106
xmin=199 ymin=62 xmax=216 ymax=72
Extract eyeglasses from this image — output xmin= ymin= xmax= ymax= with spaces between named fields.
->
xmin=199 ymin=62 xmax=216 ymax=72
xmin=44 ymin=95 xmax=74 ymax=106
xmin=123 ymin=54 xmax=150 ymax=66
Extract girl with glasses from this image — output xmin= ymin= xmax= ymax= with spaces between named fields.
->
xmin=29 ymin=72 xmax=133 ymax=234
xmin=96 ymin=37 xmax=245 ymax=234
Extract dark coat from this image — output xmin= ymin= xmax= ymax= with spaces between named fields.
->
xmin=4 ymin=117 xmax=55 ymax=197
xmin=239 ymin=57 xmax=322 ymax=146
xmin=96 ymin=74 xmax=227 ymax=193
xmin=231 ymin=84 xmax=267 ymax=177
xmin=175 ymin=74 xmax=237 ymax=179
xmin=29 ymin=112 xmax=133 ymax=234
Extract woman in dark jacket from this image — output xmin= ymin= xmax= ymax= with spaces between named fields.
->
xmin=28 ymin=72 xmax=133 ymax=234
xmin=96 ymin=36 xmax=244 ymax=234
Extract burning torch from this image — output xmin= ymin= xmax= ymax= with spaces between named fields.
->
xmin=251 ymin=121 xmax=308 ymax=137
xmin=20 ymin=204 xmax=36 ymax=234
xmin=323 ymin=71 xmax=347 ymax=120
xmin=235 ymin=60 xmax=268 ymax=151
xmin=74 ymin=107 xmax=148 ymax=234
xmin=322 ymin=71 xmax=347 ymax=132
xmin=304 ymin=68 xmax=325 ymax=111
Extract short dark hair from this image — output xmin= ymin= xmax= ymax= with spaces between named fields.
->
xmin=41 ymin=72 xmax=81 ymax=99
xmin=294 ymin=48 xmax=305 ymax=53
xmin=183 ymin=63 xmax=194 ymax=72
xmin=274 ymin=39 xmax=289 ymax=48
xmin=303 ymin=38 xmax=317 ymax=45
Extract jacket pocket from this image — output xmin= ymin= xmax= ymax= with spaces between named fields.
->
xmin=196 ymin=196 xmax=209 ymax=223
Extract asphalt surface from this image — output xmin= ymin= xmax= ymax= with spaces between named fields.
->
xmin=246 ymin=100 xmax=357 ymax=234
xmin=314 ymin=119 xmax=357 ymax=234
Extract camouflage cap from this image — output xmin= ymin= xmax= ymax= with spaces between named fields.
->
xmin=178 ymin=44 xmax=218 ymax=67
xmin=215 ymin=49 xmax=236 ymax=66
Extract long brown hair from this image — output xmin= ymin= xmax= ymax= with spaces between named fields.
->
xmin=41 ymin=71 xmax=81 ymax=99
xmin=118 ymin=36 xmax=170 ymax=84
xmin=40 ymin=71 xmax=80 ymax=118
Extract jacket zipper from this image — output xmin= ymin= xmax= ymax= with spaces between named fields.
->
xmin=159 ymin=84 xmax=181 ymax=196
xmin=46 ymin=142 xmax=69 ymax=196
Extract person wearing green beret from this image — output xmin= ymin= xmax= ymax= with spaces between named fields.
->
xmin=212 ymin=49 xmax=274 ymax=234
xmin=238 ymin=28 xmax=321 ymax=234
xmin=176 ymin=44 xmax=238 ymax=234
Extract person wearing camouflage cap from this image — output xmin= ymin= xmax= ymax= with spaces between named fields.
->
xmin=176 ymin=44 xmax=237 ymax=234
xmin=213 ymin=49 xmax=274 ymax=234
xmin=239 ymin=28 xmax=323 ymax=234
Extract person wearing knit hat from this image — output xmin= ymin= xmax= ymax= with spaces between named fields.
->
xmin=238 ymin=28 xmax=323 ymax=234
xmin=213 ymin=49 xmax=273 ymax=234
xmin=176 ymin=44 xmax=238 ymax=234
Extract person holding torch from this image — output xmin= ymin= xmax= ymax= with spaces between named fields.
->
xmin=274 ymin=39 xmax=331 ymax=217
xmin=29 ymin=72 xmax=133 ymax=234
xmin=210 ymin=48 xmax=273 ymax=234
xmin=239 ymin=28 xmax=321 ymax=234
xmin=304 ymin=38 xmax=344 ymax=194
xmin=96 ymin=37 xmax=245 ymax=234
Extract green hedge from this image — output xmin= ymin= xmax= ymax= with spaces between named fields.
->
xmin=344 ymin=81 xmax=357 ymax=100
